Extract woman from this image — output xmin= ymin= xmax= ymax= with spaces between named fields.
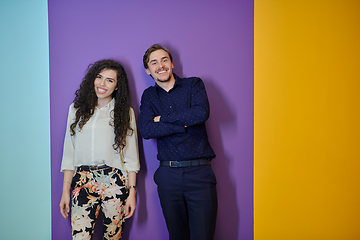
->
xmin=59 ymin=59 xmax=140 ymax=239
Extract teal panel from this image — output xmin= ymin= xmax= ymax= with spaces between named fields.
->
xmin=0 ymin=0 xmax=51 ymax=239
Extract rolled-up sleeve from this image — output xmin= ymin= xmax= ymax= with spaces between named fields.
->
xmin=122 ymin=108 xmax=140 ymax=173
xmin=60 ymin=104 xmax=76 ymax=172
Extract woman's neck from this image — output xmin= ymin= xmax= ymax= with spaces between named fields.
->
xmin=96 ymin=97 xmax=112 ymax=109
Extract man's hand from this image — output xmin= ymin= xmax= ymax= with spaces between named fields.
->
xmin=153 ymin=116 xmax=161 ymax=122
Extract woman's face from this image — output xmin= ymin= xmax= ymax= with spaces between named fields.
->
xmin=94 ymin=69 xmax=117 ymax=106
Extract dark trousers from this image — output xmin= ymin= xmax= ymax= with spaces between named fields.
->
xmin=154 ymin=165 xmax=218 ymax=240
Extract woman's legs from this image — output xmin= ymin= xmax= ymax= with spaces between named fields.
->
xmin=71 ymin=167 xmax=128 ymax=240
xmin=101 ymin=168 xmax=128 ymax=239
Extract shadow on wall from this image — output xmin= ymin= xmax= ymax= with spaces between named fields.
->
xmin=123 ymin=59 xmax=149 ymax=239
xmin=205 ymin=80 xmax=239 ymax=240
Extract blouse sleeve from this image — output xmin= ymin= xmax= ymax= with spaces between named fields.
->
xmin=60 ymin=104 xmax=76 ymax=172
xmin=122 ymin=107 xmax=140 ymax=173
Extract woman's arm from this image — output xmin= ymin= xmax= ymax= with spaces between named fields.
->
xmin=59 ymin=170 xmax=74 ymax=219
xmin=124 ymin=171 xmax=137 ymax=219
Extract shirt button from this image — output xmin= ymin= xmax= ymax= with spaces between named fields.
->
xmin=170 ymin=106 xmax=172 ymax=108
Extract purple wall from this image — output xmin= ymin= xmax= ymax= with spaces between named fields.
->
xmin=49 ymin=0 xmax=254 ymax=239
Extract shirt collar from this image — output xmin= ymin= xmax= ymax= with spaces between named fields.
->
xmin=155 ymin=73 xmax=182 ymax=90
xmin=173 ymin=73 xmax=182 ymax=87
xmin=97 ymin=98 xmax=115 ymax=111
xmin=108 ymin=98 xmax=115 ymax=110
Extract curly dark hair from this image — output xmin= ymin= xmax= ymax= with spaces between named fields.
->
xmin=70 ymin=59 xmax=133 ymax=152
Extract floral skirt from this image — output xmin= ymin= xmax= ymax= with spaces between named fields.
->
xmin=70 ymin=166 xmax=128 ymax=240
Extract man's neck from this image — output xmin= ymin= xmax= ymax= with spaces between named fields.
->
xmin=157 ymin=76 xmax=176 ymax=92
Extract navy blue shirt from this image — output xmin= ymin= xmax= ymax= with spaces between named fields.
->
xmin=139 ymin=74 xmax=215 ymax=161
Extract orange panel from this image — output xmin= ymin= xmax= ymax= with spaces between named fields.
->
xmin=255 ymin=1 xmax=360 ymax=239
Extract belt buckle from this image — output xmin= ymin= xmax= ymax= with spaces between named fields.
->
xmin=90 ymin=165 xmax=99 ymax=171
xmin=169 ymin=161 xmax=176 ymax=167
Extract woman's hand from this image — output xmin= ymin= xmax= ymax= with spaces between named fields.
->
xmin=60 ymin=192 xmax=71 ymax=219
xmin=60 ymin=170 xmax=74 ymax=219
xmin=124 ymin=188 xmax=136 ymax=219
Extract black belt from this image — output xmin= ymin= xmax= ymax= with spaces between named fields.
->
xmin=160 ymin=159 xmax=211 ymax=168
xmin=77 ymin=164 xmax=110 ymax=171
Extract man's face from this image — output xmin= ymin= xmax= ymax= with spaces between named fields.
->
xmin=145 ymin=49 xmax=174 ymax=83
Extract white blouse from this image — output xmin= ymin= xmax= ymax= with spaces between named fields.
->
xmin=60 ymin=98 xmax=140 ymax=178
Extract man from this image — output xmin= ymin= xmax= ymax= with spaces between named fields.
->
xmin=139 ymin=44 xmax=217 ymax=240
